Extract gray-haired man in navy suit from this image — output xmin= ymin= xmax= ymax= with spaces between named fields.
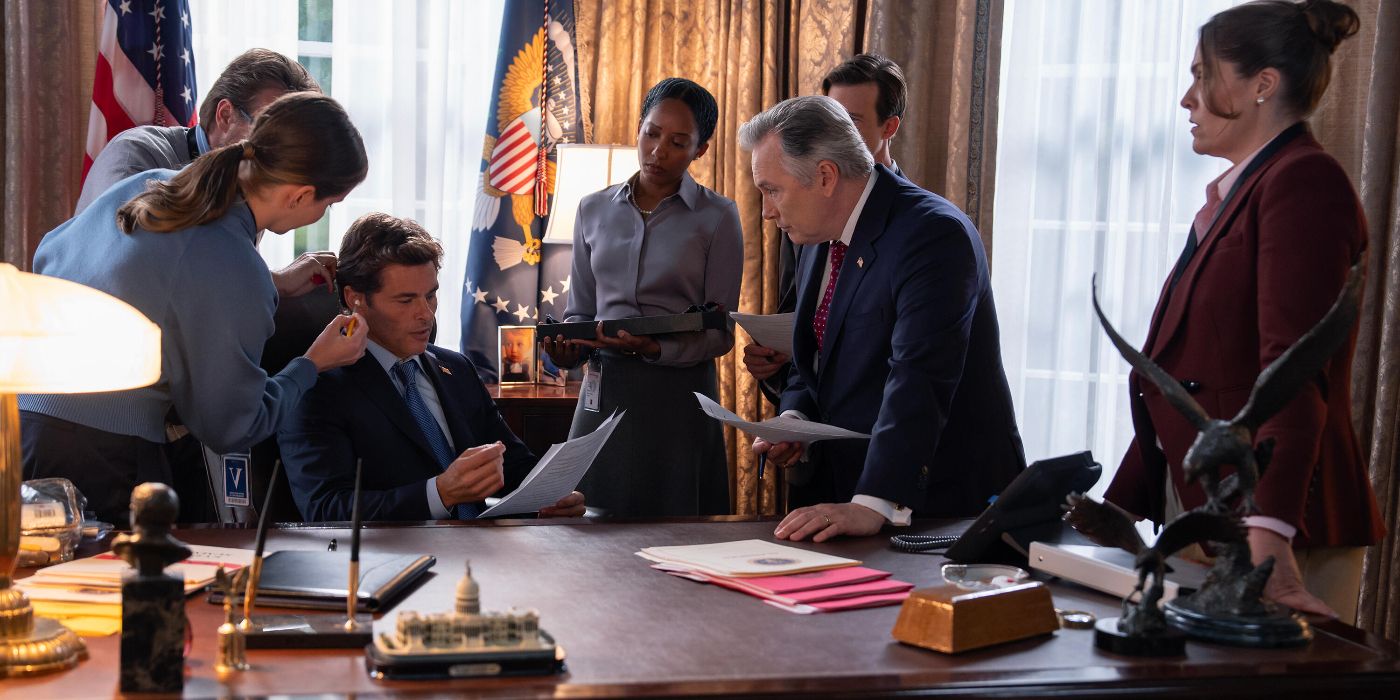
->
xmin=741 ymin=96 xmax=1024 ymax=542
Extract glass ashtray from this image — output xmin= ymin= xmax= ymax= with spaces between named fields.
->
xmin=940 ymin=563 xmax=1030 ymax=591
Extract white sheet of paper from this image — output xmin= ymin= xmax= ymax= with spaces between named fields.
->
xmin=692 ymin=393 xmax=869 ymax=444
xmin=729 ymin=311 xmax=795 ymax=356
xmin=477 ymin=410 xmax=625 ymax=517
xmin=636 ymin=539 xmax=859 ymax=577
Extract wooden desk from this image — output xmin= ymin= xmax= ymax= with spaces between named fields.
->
xmin=486 ymin=382 xmax=579 ymax=455
xmin=12 ymin=518 xmax=1400 ymax=697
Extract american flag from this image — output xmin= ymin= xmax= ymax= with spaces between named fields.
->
xmin=83 ymin=0 xmax=198 ymax=184
xmin=489 ymin=113 xmax=543 ymax=196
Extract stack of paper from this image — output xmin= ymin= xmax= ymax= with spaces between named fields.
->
xmin=637 ymin=539 xmax=860 ymax=577
xmin=637 ymin=539 xmax=913 ymax=614
xmin=16 ymin=544 xmax=255 ymax=636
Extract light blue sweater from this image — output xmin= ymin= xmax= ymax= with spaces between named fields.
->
xmin=19 ymin=169 xmax=318 ymax=453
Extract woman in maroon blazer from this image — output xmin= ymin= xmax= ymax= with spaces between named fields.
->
xmin=1105 ymin=0 xmax=1384 ymax=620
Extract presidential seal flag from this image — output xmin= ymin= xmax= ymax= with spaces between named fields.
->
xmin=461 ymin=0 xmax=582 ymax=382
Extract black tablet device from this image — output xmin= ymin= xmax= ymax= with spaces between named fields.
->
xmin=943 ymin=451 xmax=1102 ymax=564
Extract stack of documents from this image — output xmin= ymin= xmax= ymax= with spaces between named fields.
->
xmin=479 ymin=410 xmax=623 ymax=517
xmin=17 ymin=544 xmax=255 ymax=636
xmin=637 ymin=539 xmax=912 ymax=614
xmin=638 ymin=539 xmax=859 ymax=576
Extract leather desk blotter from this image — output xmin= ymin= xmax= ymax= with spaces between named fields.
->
xmin=208 ymin=550 xmax=435 ymax=612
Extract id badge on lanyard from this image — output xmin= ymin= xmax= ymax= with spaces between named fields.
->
xmin=581 ymin=355 xmax=603 ymax=412
xmin=222 ymin=453 xmax=251 ymax=507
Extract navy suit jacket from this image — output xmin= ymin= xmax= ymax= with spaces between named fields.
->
xmin=278 ymin=345 xmax=534 ymax=521
xmin=781 ymin=165 xmax=1025 ymax=516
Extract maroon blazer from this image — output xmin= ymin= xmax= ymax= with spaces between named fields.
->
xmin=1105 ymin=127 xmax=1384 ymax=548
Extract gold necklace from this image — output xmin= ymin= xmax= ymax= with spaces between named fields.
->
xmin=629 ymin=189 xmax=654 ymax=216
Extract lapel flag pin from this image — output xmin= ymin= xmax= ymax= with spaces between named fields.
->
xmin=441 ymin=366 xmax=453 ymax=375
xmin=857 ymin=257 xmax=864 ymax=268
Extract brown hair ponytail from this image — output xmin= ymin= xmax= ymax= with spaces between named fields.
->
xmin=117 ymin=92 xmax=368 ymax=234
xmin=116 ymin=140 xmax=245 ymax=233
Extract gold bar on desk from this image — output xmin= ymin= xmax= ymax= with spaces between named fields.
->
xmin=891 ymin=581 xmax=1059 ymax=654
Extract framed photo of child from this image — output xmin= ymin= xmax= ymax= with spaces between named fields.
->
xmin=497 ymin=326 xmax=536 ymax=384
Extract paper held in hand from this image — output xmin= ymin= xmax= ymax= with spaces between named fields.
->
xmin=637 ymin=539 xmax=860 ymax=577
xmin=730 ymin=311 xmax=795 ymax=356
xmin=478 ymin=410 xmax=624 ymax=517
xmin=693 ymin=392 xmax=870 ymax=444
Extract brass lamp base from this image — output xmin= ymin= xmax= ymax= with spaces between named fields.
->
xmin=0 ymin=586 xmax=87 ymax=677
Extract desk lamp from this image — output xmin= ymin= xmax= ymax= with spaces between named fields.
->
xmin=541 ymin=144 xmax=637 ymax=244
xmin=0 ymin=263 xmax=160 ymax=677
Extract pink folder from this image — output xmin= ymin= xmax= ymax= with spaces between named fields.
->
xmin=660 ymin=564 xmax=913 ymax=612
xmin=719 ymin=566 xmax=893 ymax=595
xmin=765 ymin=591 xmax=913 ymax=614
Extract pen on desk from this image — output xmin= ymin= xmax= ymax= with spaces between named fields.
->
xmin=240 ymin=459 xmax=281 ymax=629
xmin=345 ymin=458 xmax=363 ymax=631
xmin=758 ymin=451 xmax=767 ymax=480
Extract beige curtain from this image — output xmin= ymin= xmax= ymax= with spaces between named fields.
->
xmin=576 ymin=0 xmax=1002 ymax=515
xmin=866 ymin=0 xmax=1002 ymax=255
xmin=1313 ymin=0 xmax=1400 ymax=638
xmin=1 ymin=0 xmax=100 ymax=269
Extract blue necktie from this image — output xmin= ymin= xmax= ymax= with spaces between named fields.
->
xmin=391 ymin=359 xmax=479 ymax=519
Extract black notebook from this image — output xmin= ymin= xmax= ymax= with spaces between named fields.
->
xmin=208 ymin=550 xmax=436 ymax=612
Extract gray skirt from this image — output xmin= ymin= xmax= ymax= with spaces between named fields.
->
xmin=571 ymin=350 xmax=729 ymax=516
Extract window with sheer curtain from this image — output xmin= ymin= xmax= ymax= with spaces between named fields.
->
xmin=190 ymin=0 xmax=506 ymax=351
xmin=992 ymin=0 xmax=1242 ymax=496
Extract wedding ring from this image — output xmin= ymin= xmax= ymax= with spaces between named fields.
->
xmin=822 ymin=515 xmax=831 ymax=525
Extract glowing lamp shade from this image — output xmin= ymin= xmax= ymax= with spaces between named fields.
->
xmin=0 ymin=263 xmax=161 ymax=393
xmin=0 ymin=262 xmax=160 ymax=678
xmin=541 ymin=144 xmax=638 ymax=244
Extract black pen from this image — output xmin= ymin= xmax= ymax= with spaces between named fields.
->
xmin=758 ymin=451 xmax=767 ymax=480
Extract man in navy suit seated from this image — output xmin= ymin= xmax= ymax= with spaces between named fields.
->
xmin=741 ymin=96 xmax=1025 ymax=542
xmin=278 ymin=212 xmax=585 ymax=521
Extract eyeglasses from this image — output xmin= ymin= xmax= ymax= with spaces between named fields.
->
xmin=233 ymin=104 xmax=255 ymax=122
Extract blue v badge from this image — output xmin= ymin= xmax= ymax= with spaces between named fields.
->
xmin=223 ymin=454 xmax=251 ymax=507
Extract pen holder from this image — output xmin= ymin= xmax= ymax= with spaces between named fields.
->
xmin=891 ymin=581 xmax=1059 ymax=654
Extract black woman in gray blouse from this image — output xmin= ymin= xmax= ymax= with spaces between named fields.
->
xmin=542 ymin=78 xmax=743 ymax=516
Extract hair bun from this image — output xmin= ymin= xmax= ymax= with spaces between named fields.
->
xmin=1301 ymin=0 xmax=1360 ymax=54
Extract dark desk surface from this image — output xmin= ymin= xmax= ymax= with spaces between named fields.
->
xmin=12 ymin=517 xmax=1400 ymax=698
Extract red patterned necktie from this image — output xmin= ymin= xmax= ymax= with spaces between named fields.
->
xmin=813 ymin=241 xmax=847 ymax=351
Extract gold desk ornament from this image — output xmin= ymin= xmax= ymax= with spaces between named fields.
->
xmin=891 ymin=581 xmax=1060 ymax=654
xmin=214 ymin=566 xmax=248 ymax=676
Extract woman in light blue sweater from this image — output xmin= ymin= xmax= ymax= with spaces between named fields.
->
xmin=20 ymin=92 xmax=370 ymax=523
